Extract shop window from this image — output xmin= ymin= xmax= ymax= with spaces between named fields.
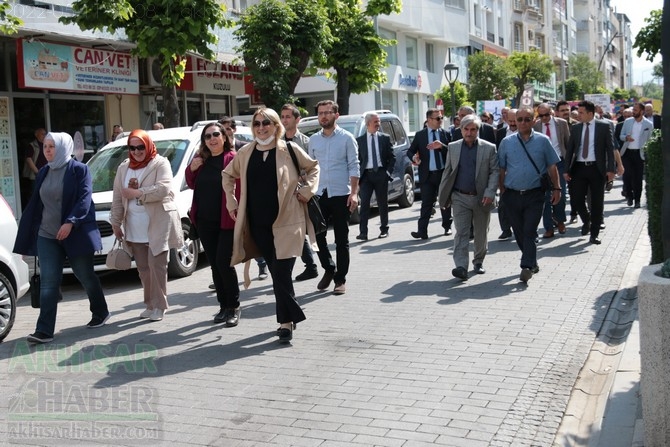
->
xmin=49 ymin=97 xmax=106 ymax=156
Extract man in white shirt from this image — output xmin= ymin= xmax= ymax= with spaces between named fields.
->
xmin=619 ymin=102 xmax=654 ymax=208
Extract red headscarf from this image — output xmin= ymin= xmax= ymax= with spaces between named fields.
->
xmin=127 ymin=129 xmax=158 ymax=169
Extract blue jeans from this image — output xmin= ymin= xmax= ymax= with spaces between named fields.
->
xmin=36 ymin=236 xmax=109 ymax=337
xmin=542 ymin=160 xmax=567 ymax=231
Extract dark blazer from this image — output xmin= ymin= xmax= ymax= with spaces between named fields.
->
xmin=565 ymin=119 xmax=615 ymax=178
xmin=533 ymin=117 xmax=570 ymax=158
xmin=407 ymin=127 xmax=450 ymax=184
xmin=496 ymin=127 xmax=516 ymax=149
xmin=452 ymin=122 xmax=496 ymax=145
xmin=614 ymin=121 xmax=624 ymax=149
xmin=14 ymin=159 xmax=102 ymax=257
xmin=356 ymin=131 xmax=396 ymax=182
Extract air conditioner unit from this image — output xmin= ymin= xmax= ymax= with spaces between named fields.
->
xmin=145 ymin=57 xmax=162 ymax=87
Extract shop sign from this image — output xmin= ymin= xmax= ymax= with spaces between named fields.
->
xmin=398 ymin=74 xmax=421 ymax=89
xmin=191 ymin=57 xmax=245 ymax=96
xmin=17 ymin=40 xmax=139 ymax=95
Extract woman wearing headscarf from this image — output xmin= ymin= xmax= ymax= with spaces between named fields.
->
xmin=222 ymin=108 xmax=319 ymax=343
xmin=186 ymin=122 xmax=241 ymax=326
xmin=14 ymin=132 xmax=110 ymax=344
xmin=110 ymin=129 xmax=182 ymax=322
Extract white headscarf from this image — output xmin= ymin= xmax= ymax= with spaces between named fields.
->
xmin=45 ymin=132 xmax=74 ymax=169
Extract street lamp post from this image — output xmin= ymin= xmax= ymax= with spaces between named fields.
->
xmin=443 ymin=63 xmax=459 ymax=123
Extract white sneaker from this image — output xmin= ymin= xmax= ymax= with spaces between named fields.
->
xmin=149 ymin=309 xmax=165 ymax=321
xmin=139 ymin=308 xmax=153 ymax=319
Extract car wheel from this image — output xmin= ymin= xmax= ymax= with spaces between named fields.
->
xmin=167 ymin=221 xmax=199 ymax=278
xmin=395 ymin=172 xmax=415 ymax=208
xmin=0 ymin=272 xmax=17 ymax=343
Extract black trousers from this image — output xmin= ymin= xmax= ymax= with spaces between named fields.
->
xmin=250 ymin=223 xmax=306 ymax=325
xmin=417 ymin=170 xmax=452 ymax=236
xmin=359 ymin=169 xmax=390 ymax=236
xmin=315 ymin=193 xmax=350 ymax=284
xmin=501 ymin=188 xmax=544 ymax=269
xmin=621 ymin=149 xmax=644 ymax=202
xmin=570 ymin=163 xmax=606 ymax=237
xmin=300 ymin=238 xmax=317 ymax=270
xmin=197 ymin=222 xmax=239 ymax=310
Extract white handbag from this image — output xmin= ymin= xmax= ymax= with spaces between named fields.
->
xmin=105 ymin=238 xmax=132 ymax=270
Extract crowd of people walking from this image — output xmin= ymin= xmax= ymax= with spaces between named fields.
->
xmin=13 ymin=98 xmax=659 ymax=345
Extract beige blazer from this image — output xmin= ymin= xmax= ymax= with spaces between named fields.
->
xmin=533 ymin=117 xmax=570 ymax=158
xmin=110 ymin=155 xmax=183 ymax=256
xmin=438 ymin=138 xmax=499 ymax=208
xmin=222 ymin=139 xmax=319 ymax=266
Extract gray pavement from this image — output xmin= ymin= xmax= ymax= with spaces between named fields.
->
xmin=0 ymin=182 xmax=648 ymax=446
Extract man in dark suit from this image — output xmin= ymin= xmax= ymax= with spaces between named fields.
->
xmin=644 ymin=103 xmax=662 ymax=130
xmin=407 ymin=108 xmax=451 ymax=239
xmin=564 ymin=100 xmax=615 ymax=244
xmin=533 ymin=103 xmax=570 ymax=238
xmin=356 ymin=113 xmax=396 ymax=240
xmin=452 ymin=106 xmax=496 ymax=145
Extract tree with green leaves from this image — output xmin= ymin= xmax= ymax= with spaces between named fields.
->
xmin=234 ymin=0 xmax=331 ymax=111
xmin=1 ymin=0 xmax=23 ymax=34
xmin=506 ymin=50 xmax=554 ymax=107
xmin=61 ymin=0 xmax=232 ymax=127
xmin=319 ymin=0 xmax=400 ymax=115
xmin=434 ymin=81 xmax=469 ymax=119
xmin=558 ymin=78 xmax=582 ymax=101
xmin=634 ymin=9 xmax=662 ymax=62
xmin=634 ymin=4 xmax=668 ymax=261
xmin=567 ymin=53 xmax=604 ymax=95
xmin=611 ymin=87 xmax=637 ymax=101
xmin=467 ymin=51 xmax=514 ymax=103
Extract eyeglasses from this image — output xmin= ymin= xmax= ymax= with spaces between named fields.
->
xmin=222 ymin=127 xmax=233 ymax=132
xmin=204 ymin=131 xmax=222 ymax=140
xmin=537 ymin=113 xmax=551 ymax=118
xmin=253 ymin=119 xmax=273 ymax=127
xmin=128 ymin=144 xmax=146 ymax=152
xmin=516 ymin=117 xmax=533 ymax=123
xmin=317 ymin=111 xmax=335 ymax=116
xmin=430 ymin=116 xmax=444 ymax=121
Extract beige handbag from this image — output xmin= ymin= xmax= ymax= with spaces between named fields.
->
xmin=105 ymin=238 xmax=132 ymax=270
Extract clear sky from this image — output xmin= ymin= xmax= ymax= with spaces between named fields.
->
xmin=610 ymin=0 xmax=663 ymax=85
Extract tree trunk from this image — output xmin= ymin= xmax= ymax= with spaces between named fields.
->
xmin=162 ymin=84 xmax=180 ymax=128
xmin=662 ymin=0 xmax=670 ymax=260
xmin=335 ymin=66 xmax=350 ymax=115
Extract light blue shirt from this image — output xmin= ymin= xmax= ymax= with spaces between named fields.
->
xmin=308 ymin=126 xmax=360 ymax=197
xmin=498 ymin=130 xmax=559 ymax=190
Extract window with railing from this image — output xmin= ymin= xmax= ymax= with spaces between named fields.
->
xmin=445 ymin=0 xmax=466 ymax=9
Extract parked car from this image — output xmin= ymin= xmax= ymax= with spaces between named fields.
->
xmin=298 ymin=110 xmax=415 ymax=223
xmin=0 ymin=195 xmax=30 ymax=342
xmin=85 ymin=127 xmax=204 ymax=277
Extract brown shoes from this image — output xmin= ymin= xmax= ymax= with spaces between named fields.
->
xmin=542 ymin=230 xmax=554 ymax=239
xmin=556 ymin=222 xmax=566 ymax=234
xmin=317 ymin=271 xmax=335 ymax=290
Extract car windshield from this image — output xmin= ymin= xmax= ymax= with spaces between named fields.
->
xmin=88 ymin=139 xmax=190 ymax=192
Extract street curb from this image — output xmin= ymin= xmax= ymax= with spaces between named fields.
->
xmin=554 ymin=222 xmax=649 ymax=447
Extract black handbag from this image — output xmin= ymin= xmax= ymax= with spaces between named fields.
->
xmin=187 ymin=209 xmax=199 ymax=240
xmin=517 ymin=135 xmax=555 ymax=192
xmin=30 ymin=257 xmax=40 ymax=309
xmin=286 ymin=142 xmax=327 ymax=235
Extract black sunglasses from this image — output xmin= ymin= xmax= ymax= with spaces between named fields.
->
xmin=516 ymin=117 xmax=533 ymax=123
xmin=431 ymin=116 xmax=444 ymax=121
xmin=128 ymin=144 xmax=146 ymax=152
xmin=537 ymin=113 xmax=551 ymax=118
xmin=204 ymin=131 xmax=222 ymax=140
xmin=253 ymin=119 xmax=273 ymax=127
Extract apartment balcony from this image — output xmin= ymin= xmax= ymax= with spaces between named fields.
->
xmin=514 ymin=41 xmax=524 ymax=52
xmin=576 ymin=20 xmax=591 ymax=31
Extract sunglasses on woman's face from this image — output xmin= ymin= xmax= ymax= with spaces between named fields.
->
xmin=204 ymin=131 xmax=222 ymax=140
xmin=128 ymin=144 xmax=146 ymax=152
xmin=253 ymin=119 xmax=273 ymax=128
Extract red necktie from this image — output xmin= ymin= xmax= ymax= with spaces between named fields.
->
xmin=545 ymin=123 xmax=551 ymax=139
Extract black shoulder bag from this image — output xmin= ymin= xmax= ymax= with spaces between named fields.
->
xmin=516 ymin=135 xmax=554 ymax=192
xmin=286 ymin=142 xmax=327 ymax=235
